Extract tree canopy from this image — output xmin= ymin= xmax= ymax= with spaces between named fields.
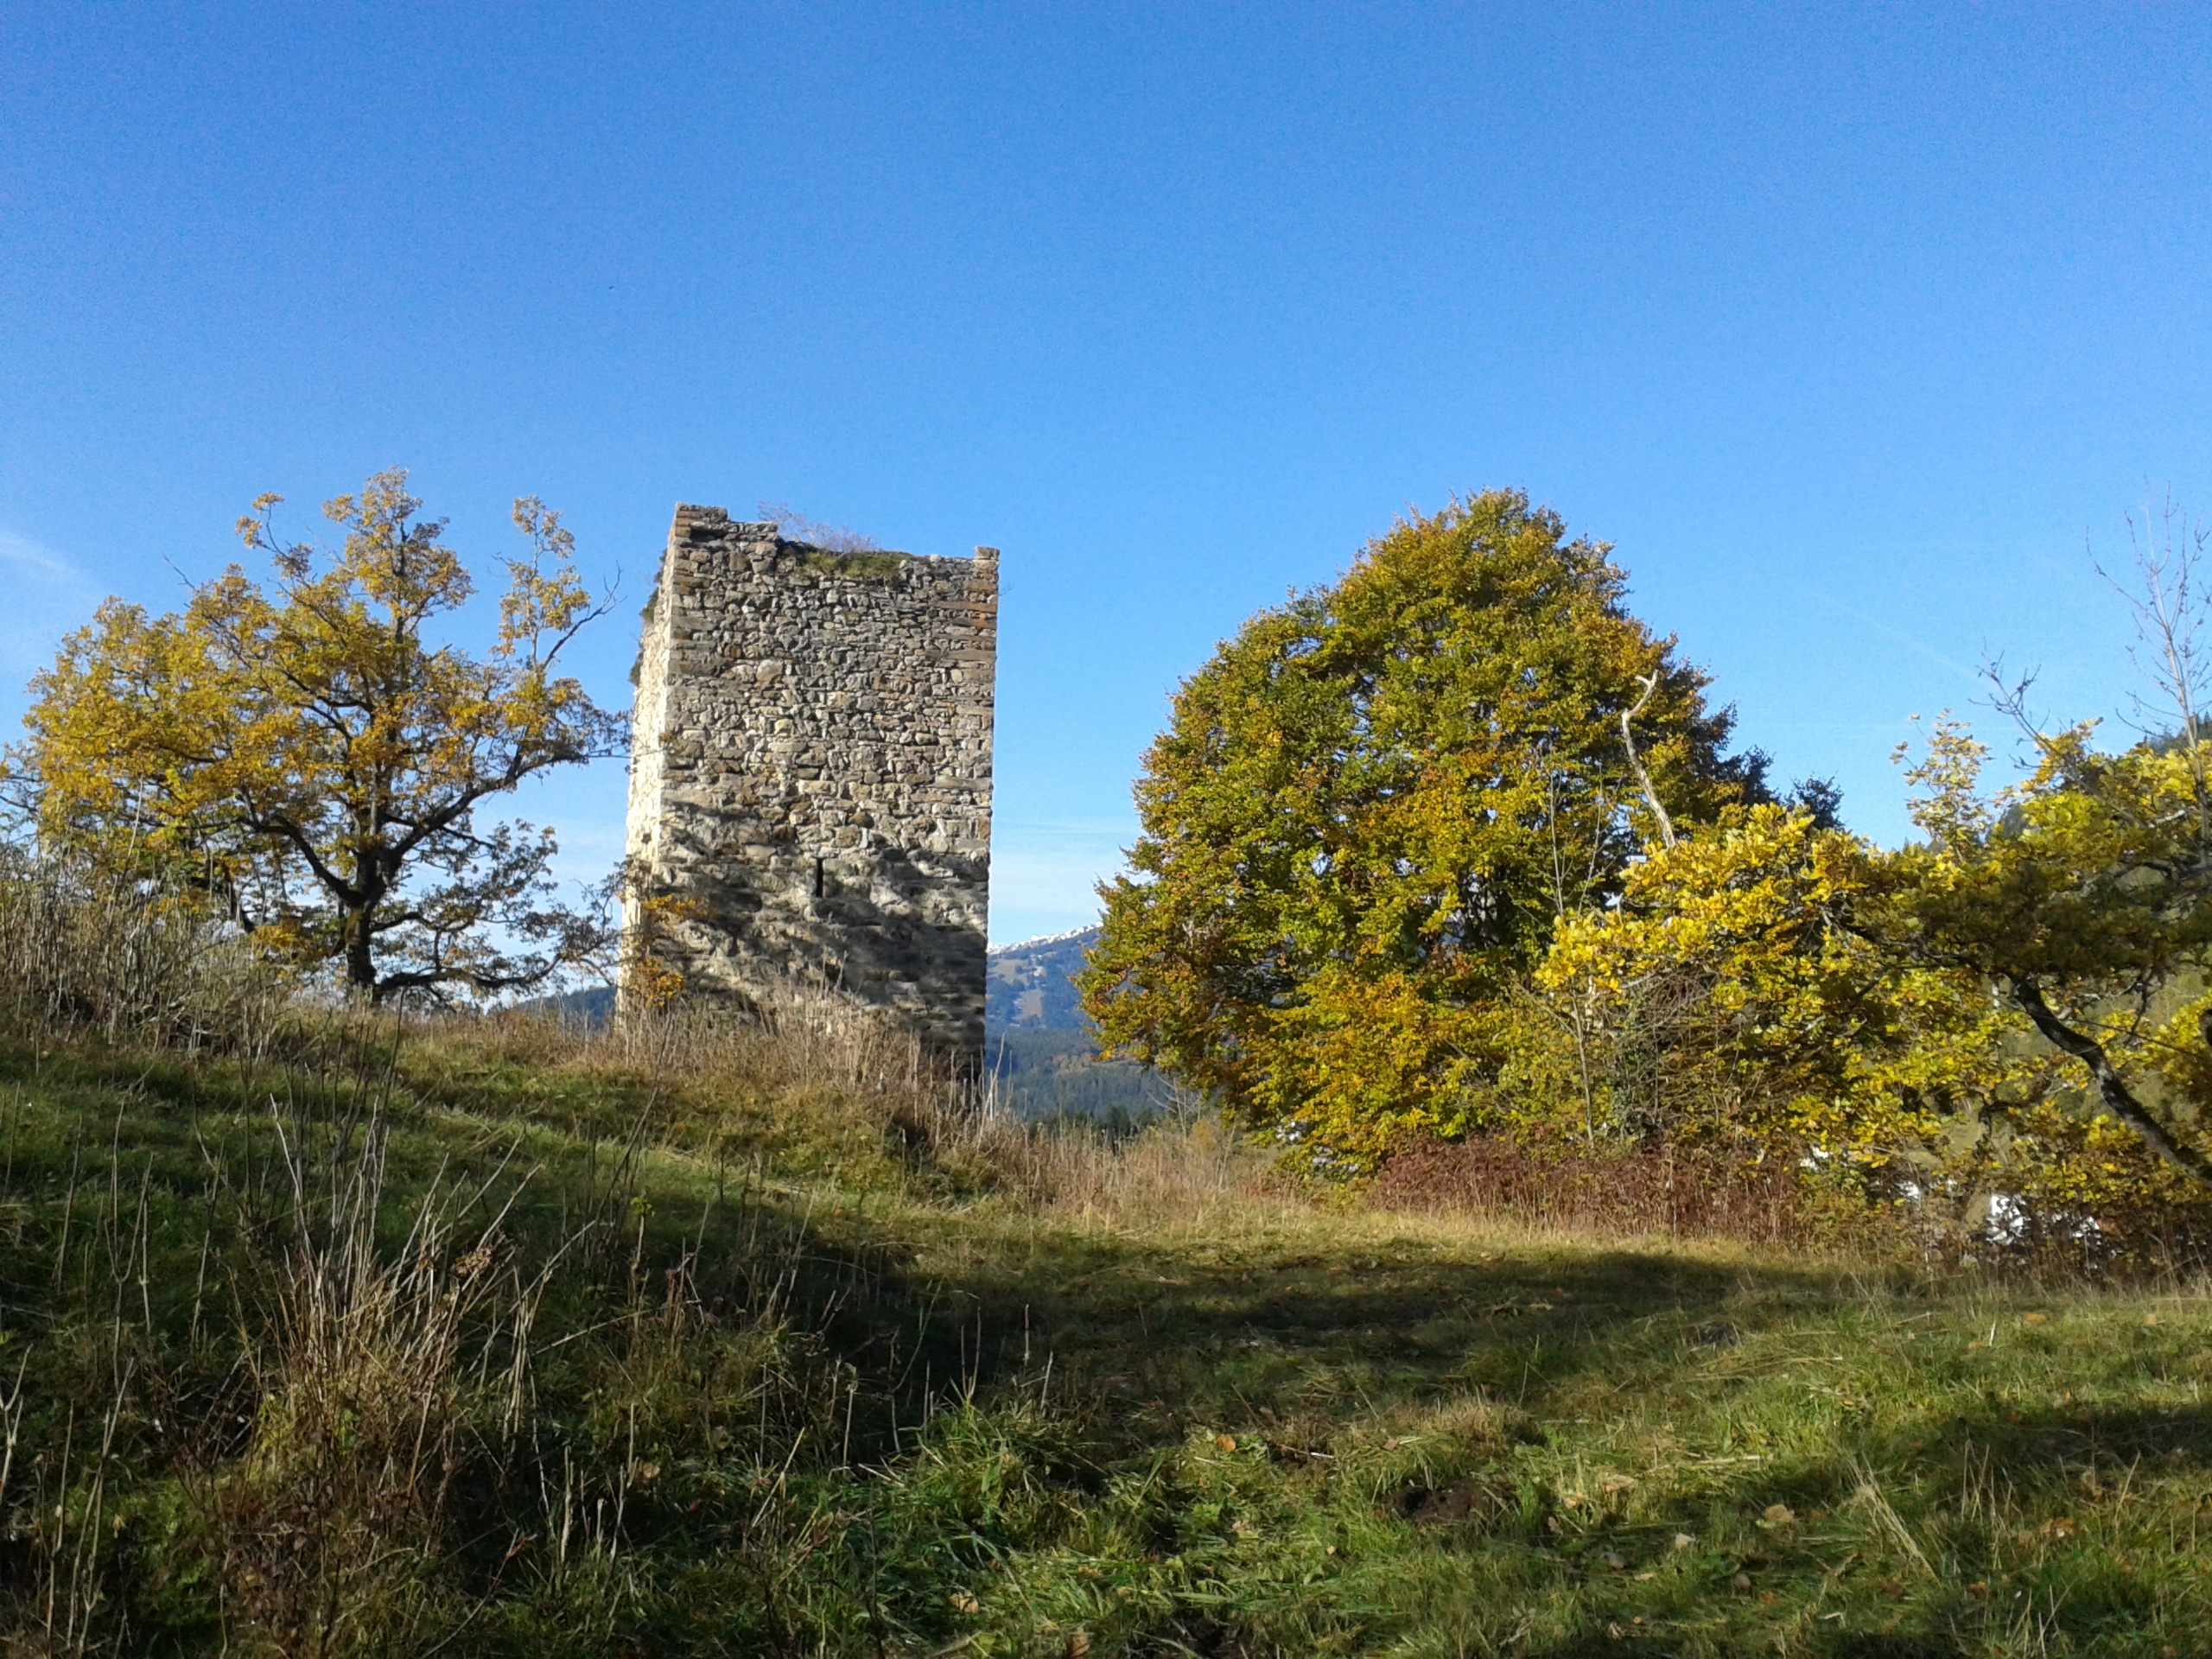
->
xmin=1535 ymin=800 xmax=2018 ymax=1164
xmin=14 ymin=469 xmax=624 ymax=1001
xmin=1073 ymin=486 xmax=2212 ymax=1254
xmin=1517 ymin=503 xmax=2212 ymax=1244
xmin=1877 ymin=712 xmax=2212 ymax=1189
xmin=1078 ymin=491 xmax=1770 ymax=1164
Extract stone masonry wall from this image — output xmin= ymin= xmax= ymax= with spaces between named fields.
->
xmin=624 ymin=505 xmax=997 ymax=1059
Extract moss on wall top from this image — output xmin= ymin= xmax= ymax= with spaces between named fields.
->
xmin=794 ymin=547 xmax=917 ymax=582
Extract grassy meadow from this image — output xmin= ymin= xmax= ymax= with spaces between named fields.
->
xmin=0 ymin=897 xmax=2209 ymax=1655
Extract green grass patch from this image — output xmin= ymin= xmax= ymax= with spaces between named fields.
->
xmin=2 ymin=1019 xmax=2209 ymax=1655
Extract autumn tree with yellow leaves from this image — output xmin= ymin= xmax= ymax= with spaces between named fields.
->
xmin=1875 ymin=711 xmax=2212 ymax=1198
xmin=1523 ymin=499 xmax=2212 ymax=1246
xmin=1081 ymin=486 xmax=2212 ymax=1249
xmin=13 ymin=470 xmax=625 ymax=1001
xmin=1532 ymin=802 xmax=2020 ymax=1166
xmin=1077 ymin=491 xmax=1781 ymax=1166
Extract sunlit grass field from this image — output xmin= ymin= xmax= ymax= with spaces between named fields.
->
xmin=3 ymin=1006 xmax=2209 ymax=1656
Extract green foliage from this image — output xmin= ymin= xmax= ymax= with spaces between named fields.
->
xmin=1081 ymin=491 xmax=1764 ymax=1166
xmin=12 ymin=469 xmax=624 ymax=1001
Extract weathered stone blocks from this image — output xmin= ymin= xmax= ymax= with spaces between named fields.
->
xmin=622 ymin=505 xmax=997 ymax=1062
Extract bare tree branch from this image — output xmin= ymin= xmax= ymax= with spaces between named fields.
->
xmin=1619 ymin=672 xmax=1679 ymax=849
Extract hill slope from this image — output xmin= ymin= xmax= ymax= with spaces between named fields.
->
xmin=3 ymin=987 xmax=2209 ymax=1653
xmin=987 ymin=925 xmax=1177 ymax=1121
xmin=987 ymin=925 xmax=1100 ymax=1031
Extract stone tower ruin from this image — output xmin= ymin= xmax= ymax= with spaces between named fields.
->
xmin=622 ymin=506 xmax=997 ymax=1060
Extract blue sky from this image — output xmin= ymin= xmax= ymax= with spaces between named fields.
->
xmin=3 ymin=3 xmax=2209 ymax=944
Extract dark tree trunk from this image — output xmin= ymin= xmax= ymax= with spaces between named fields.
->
xmin=344 ymin=906 xmax=378 ymax=1001
xmin=2012 ymin=976 xmax=2212 ymax=1190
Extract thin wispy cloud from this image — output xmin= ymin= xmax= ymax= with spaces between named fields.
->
xmin=1001 ymin=817 xmax=1139 ymax=840
xmin=0 ymin=527 xmax=99 ymax=690
xmin=1811 ymin=591 xmax=1982 ymax=685
xmin=0 ymin=528 xmax=82 ymax=582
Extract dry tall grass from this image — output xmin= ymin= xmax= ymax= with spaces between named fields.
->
xmin=401 ymin=984 xmax=1276 ymax=1225
xmin=1013 ymin=1113 xmax=1281 ymax=1230
xmin=662 ymin=988 xmax=1280 ymax=1229
xmin=210 ymin=1109 xmax=539 ymax=1657
xmin=1368 ymin=1130 xmax=1825 ymax=1247
xmin=0 ymin=849 xmax=281 ymax=1050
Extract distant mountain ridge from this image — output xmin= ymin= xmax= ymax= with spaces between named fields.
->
xmin=982 ymin=926 xmax=1182 ymax=1121
xmin=986 ymin=926 xmax=1099 ymax=1033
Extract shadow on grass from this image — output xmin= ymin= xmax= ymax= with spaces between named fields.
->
xmin=906 ymin=1218 xmax=1856 ymax=1427
xmin=14 ymin=1028 xmax=2206 ymax=1658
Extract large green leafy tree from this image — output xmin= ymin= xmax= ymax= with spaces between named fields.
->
xmin=1078 ymin=491 xmax=1767 ymax=1164
xmin=15 ymin=470 xmax=625 ymax=1002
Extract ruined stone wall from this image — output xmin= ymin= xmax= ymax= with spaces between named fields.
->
xmin=624 ymin=505 xmax=997 ymax=1058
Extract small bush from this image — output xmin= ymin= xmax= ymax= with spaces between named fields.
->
xmin=1369 ymin=1131 xmax=1821 ymax=1247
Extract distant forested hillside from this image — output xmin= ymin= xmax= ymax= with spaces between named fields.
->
xmin=984 ymin=1027 xmax=1192 ymax=1126
xmin=986 ymin=927 xmax=1182 ymax=1121
xmin=524 ymin=982 xmax=616 ymax=1027
xmin=986 ymin=926 xmax=1096 ymax=1030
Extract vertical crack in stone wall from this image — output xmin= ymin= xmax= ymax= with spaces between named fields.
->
xmin=623 ymin=505 xmax=997 ymax=1063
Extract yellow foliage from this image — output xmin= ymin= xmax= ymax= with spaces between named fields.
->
xmin=1254 ymin=964 xmax=1497 ymax=1169
xmin=14 ymin=470 xmax=624 ymax=1002
xmin=1535 ymin=804 xmax=2022 ymax=1165
xmin=619 ymin=883 xmax=707 ymax=1014
xmin=1885 ymin=714 xmax=2212 ymax=1203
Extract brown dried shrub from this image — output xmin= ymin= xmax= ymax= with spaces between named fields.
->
xmin=1369 ymin=1131 xmax=1822 ymax=1248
